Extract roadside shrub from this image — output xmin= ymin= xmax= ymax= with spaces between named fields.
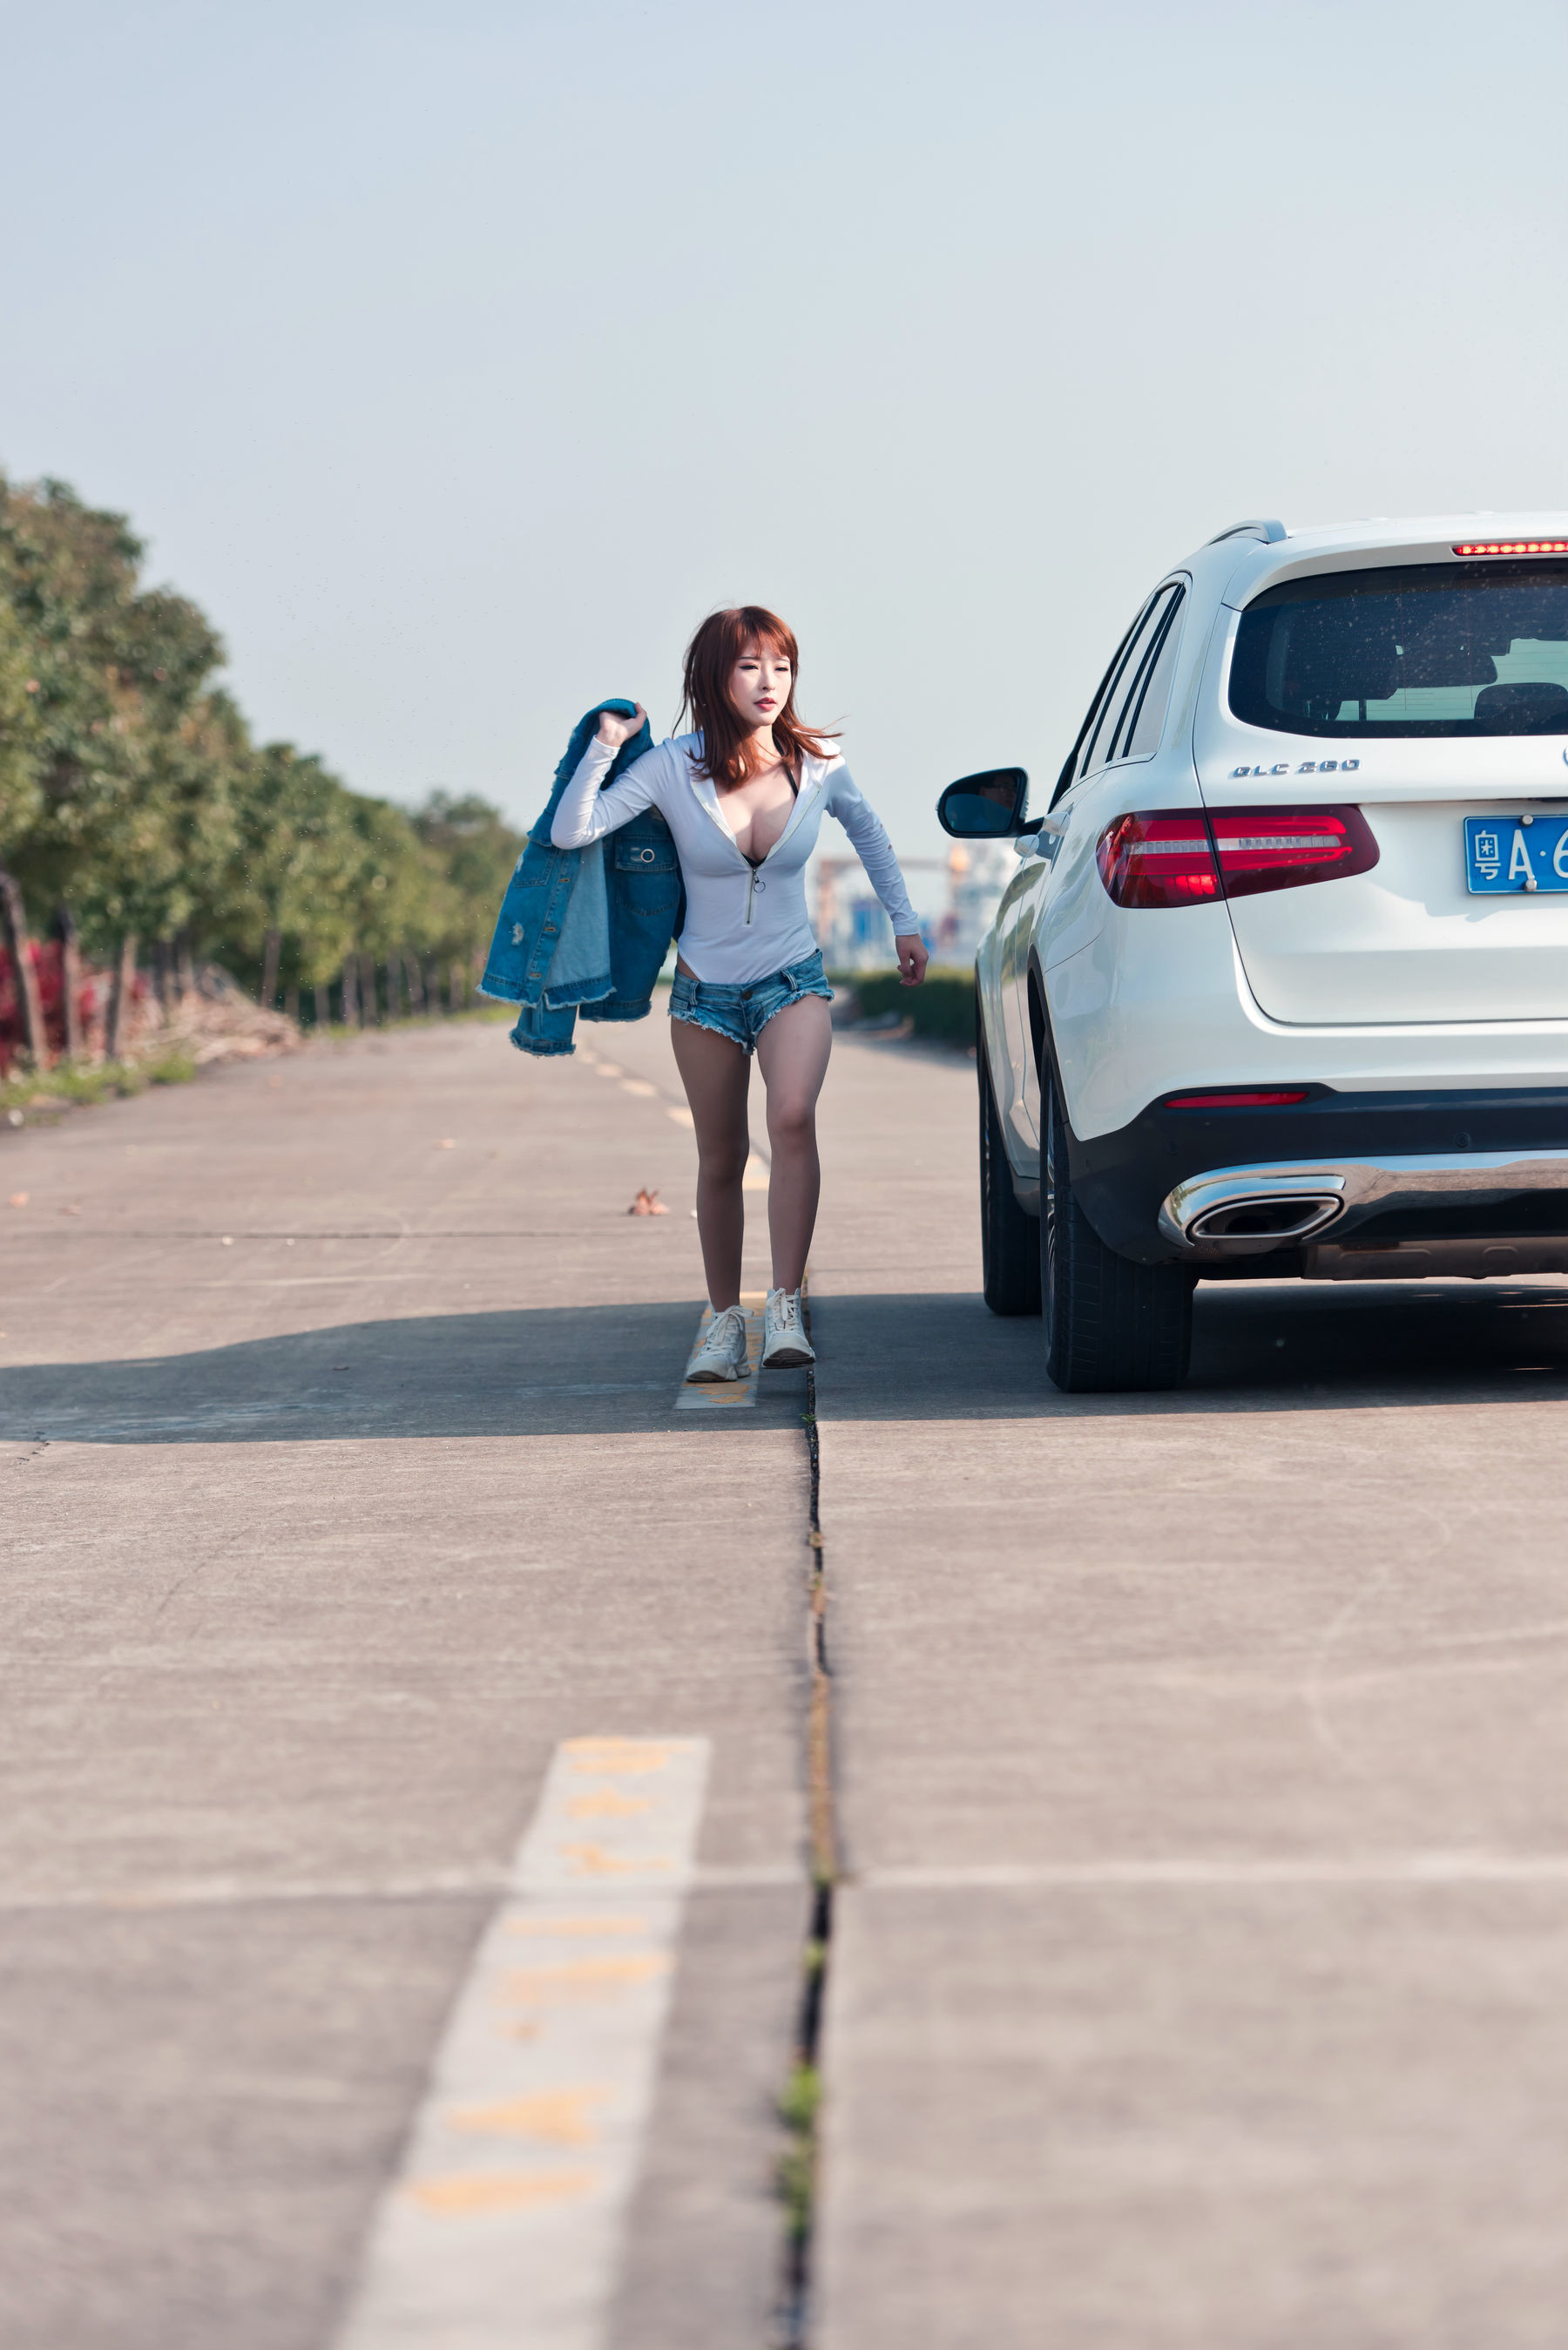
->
xmin=833 ymin=965 xmax=975 ymax=1046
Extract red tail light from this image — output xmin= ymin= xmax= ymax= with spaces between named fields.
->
xmin=1096 ymin=813 xmax=1220 ymax=908
xmin=1208 ymin=804 xmax=1378 ymax=898
xmin=1097 ymin=806 xmax=1378 ymax=908
xmin=1163 ymin=1088 xmax=1309 ymax=1109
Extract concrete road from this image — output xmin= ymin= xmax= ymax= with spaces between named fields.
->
xmin=808 ymin=1033 xmax=1568 ymax=2350
xmin=5 ymin=1006 xmax=1568 ymax=2349
xmin=1 ymin=1011 xmax=811 ymax=2350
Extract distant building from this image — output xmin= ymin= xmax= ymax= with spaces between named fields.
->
xmin=936 ymin=841 xmax=1013 ymax=966
xmin=812 ymin=843 xmax=1012 ymax=971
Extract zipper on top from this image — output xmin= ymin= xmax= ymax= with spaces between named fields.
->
xmin=740 ymin=792 xmax=799 ymax=924
xmin=686 ymin=748 xmax=811 ymax=924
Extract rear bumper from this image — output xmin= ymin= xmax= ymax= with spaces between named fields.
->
xmin=1159 ymin=1148 xmax=1568 ymax=1256
xmin=1068 ymin=1086 xmax=1568 ymax=1264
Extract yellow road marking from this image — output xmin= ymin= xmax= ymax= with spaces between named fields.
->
xmin=334 ymin=1739 xmax=709 ymax=2348
xmin=406 ymin=2170 xmax=597 ymax=2216
xmin=501 ymin=1955 xmax=671 ymax=2001
xmin=565 ymin=1737 xmax=673 ymax=1772
xmin=567 ymin=1789 xmax=652 ymax=1819
xmin=449 ymin=2089 xmax=607 ymax=2144
xmin=557 ymin=1841 xmax=672 ymax=1877
xmin=506 ymin=1915 xmax=651 ymax=1939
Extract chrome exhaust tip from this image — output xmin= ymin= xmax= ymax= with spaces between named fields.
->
xmin=1188 ymin=1194 xmax=1343 ymax=1246
xmin=1159 ymin=1168 xmax=1348 ymax=1256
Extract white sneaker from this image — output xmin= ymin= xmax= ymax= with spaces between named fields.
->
xmin=685 ymin=1304 xmax=751 ymax=1383
xmin=762 ymin=1287 xmax=814 ymax=1369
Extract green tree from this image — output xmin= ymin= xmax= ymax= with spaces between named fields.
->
xmin=345 ymin=791 xmax=449 ymax=959
xmin=214 ymin=743 xmax=365 ymax=994
xmin=0 ymin=470 xmax=524 ymax=1021
xmin=412 ymin=791 xmax=525 ymax=961
xmin=0 ymin=593 xmax=44 ymax=846
xmin=0 ymin=475 xmax=237 ymax=952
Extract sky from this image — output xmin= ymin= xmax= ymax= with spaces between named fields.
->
xmin=3 ymin=0 xmax=1567 ymax=861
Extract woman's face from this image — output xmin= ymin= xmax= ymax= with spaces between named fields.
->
xmin=728 ymin=640 xmax=792 ymax=734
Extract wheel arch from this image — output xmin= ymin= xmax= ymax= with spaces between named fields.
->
xmin=1025 ymin=947 xmax=1105 ymax=1233
xmin=1025 ymin=947 xmax=1061 ymax=1099
xmin=973 ymin=961 xmax=1039 ymax=1211
xmin=973 ymin=949 xmax=1010 ymax=1105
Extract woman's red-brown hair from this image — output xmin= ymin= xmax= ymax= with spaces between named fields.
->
xmin=679 ymin=606 xmax=838 ymax=788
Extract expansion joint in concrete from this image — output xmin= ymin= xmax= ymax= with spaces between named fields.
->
xmin=774 ymin=1334 xmax=837 ymax=2349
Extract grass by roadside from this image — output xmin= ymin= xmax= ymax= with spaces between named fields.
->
xmin=2 ymin=1004 xmax=517 ymax=1125
xmin=1 ymin=1050 xmax=198 ymax=1121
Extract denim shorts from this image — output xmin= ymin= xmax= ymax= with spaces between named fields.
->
xmin=668 ymin=951 xmax=834 ymax=1054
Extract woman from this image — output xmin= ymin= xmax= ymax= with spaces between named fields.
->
xmin=551 ymin=605 xmax=927 ymax=1379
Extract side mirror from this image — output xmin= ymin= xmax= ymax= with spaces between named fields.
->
xmin=936 ymin=767 xmax=1032 ymax=839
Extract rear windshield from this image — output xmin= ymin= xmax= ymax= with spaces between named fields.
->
xmin=1230 ymin=561 xmax=1568 ymax=738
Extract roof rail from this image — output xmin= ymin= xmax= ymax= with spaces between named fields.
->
xmin=1207 ymin=518 xmax=1287 ymax=545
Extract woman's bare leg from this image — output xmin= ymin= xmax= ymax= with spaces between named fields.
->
xmin=754 ymin=995 xmax=833 ymax=1292
xmin=670 ymin=1016 xmax=752 ymax=1310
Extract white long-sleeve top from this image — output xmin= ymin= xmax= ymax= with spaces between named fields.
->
xmin=550 ymin=731 xmax=919 ymax=985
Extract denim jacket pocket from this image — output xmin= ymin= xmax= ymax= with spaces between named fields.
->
xmin=611 ymin=818 xmax=682 ymax=925
xmin=612 ymin=834 xmax=679 ymax=876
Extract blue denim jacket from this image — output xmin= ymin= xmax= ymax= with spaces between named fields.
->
xmin=479 ymin=701 xmax=685 ymax=1057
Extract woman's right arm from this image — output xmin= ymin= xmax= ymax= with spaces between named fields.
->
xmin=549 ymin=706 xmax=659 ymax=848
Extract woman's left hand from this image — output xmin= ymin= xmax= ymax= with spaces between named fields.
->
xmin=895 ymin=933 xmax=929 ymax=986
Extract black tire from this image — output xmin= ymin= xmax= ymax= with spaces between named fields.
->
xmin=979 ymin=1014 xmax=1042 ymax=1317
xmin=1043 ymin=1074 xmax=1193 ymax=1391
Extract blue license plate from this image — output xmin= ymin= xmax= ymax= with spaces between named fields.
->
xmin=1465 ymin=815 xmax=1568 ymax=893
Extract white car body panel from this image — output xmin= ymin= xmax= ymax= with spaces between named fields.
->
xmin=1047 ymin=929 xmax=1568 ymax=1155
xmin=982 ymin=511 xmax=1568 ymax=1189
xmin=1194 ymin=604 xmax=1568 ymax=1026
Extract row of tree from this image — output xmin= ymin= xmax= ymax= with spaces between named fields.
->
xmin=0 ymin=474 xmax=524 ymax=1034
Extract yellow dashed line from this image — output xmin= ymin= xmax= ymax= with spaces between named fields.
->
xmin=565 ymin=1738 xmax=674 ymax=1771
xmin=406 ymin=2170 xmax=598 ymax=2217
xmin=556 ymin=1841 xmax=673 ymax=1877
xmin=506 ymin=1915 xmax=652 ymax=1939
xmin=335 ymin=1738 xmax=710 ymax=2346
xmin=567 ymin=1789 xmax=652 ymax=1819
xmin=449 ymin=2089 xmax=608 ymax=2144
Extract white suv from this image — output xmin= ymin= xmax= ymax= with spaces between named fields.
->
xmin=942 ymin=513 xmax=1568 ymax=1392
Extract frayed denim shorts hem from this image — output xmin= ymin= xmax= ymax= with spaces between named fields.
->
xmin=668 ymin=952 xmax=833 ymax=1055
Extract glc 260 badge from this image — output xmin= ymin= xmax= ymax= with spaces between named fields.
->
xmin=1230 ymin=759 xmax=1362 ymax=777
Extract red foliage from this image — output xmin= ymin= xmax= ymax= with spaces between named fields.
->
xmin=0 ymin=941 xmax=108 ymax=1072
